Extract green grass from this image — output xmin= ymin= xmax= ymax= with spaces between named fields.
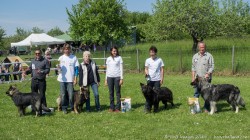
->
xmin=0 ymin=74 xmax=249 ymax=139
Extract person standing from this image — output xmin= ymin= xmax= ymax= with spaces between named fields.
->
xmin=57 ymin=43 xmax=79 ymax=114
xmin=105 ymin=46 xmax=123 ymax=112
xmin=144 ymin=45 xmax=164 ymax=113
xmin=191 ymin=41 xmax=214 ymax=112
xmin=79 ymin=51 xmax=101 ymax=112
xmin=22 ymin=49 xmax=50 ymax=107
xmin=13 ymin=59 xmax=22 ymax=80
xmin=44 ymin=50 xmax=52 ymax=76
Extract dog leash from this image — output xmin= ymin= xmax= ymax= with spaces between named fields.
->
xmin=17 ymin=77 xmax=33 ymax=91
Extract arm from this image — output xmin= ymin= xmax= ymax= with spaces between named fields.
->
xmin=192 ymin=71 xmax=196 ymax=82
xmin=119 ymin=63 xmax=123 ymax=86
xmin=96 ymin=65 xmax=100 ymax=83
xmin=191 ymin=55 xmax=196 ymax=81
xmin=145 ymin=59 xmax=149 ymax=76
xmin=74 ymin=66 xmax=79 ymax=85
xmin=25 ymin=63 xmax=32 ymax=75
xmin=208 ymin=55 xmax=214 ymax=74
xmin=43 ymin=59 xmax=50 ymax=74
xmin=160 ymin=66 xmax=164 ymax=85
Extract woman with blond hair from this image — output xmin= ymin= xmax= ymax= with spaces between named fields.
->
xmin=79 ymin=51 xmax=101 ymax=112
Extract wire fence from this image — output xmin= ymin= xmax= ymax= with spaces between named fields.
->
xmin=1 ymin=46 xmax=249 ymax=84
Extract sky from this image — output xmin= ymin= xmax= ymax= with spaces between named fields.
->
xmin=0 ymin=0 xmax=249 ymax=36
xmin=0 ymin=0 xmax=155 ymax=36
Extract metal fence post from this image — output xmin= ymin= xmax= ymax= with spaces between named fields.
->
xmin=104 ymin=50 xmax=106 ymax=66
xmin=179 ymin=47 xmax=183 ymax=73
xmin=136 ymin=49 xmax=140 ymax=73
xmin=232 ymin=46 xmax=235 ymax=75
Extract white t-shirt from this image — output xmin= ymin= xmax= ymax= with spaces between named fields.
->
xmin=106 ymin=56 xmax=123 ymax=79
xmin=57 ymin=54 xmax=79 ymax=82
xmin=145 ymin=57 xmax=164 ymax=81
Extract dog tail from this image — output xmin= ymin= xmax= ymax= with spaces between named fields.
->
xmin=42 ymin=104 xmax=51 ymax=112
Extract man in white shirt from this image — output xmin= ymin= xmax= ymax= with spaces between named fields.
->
xmin=144 ymin=46 xmax=164 ymax=113
xmin=57 ymin=44 xmax=79 ymax=114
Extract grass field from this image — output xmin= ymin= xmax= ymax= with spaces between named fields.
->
xmin=0 ymin=74 xmax=249 ymax=139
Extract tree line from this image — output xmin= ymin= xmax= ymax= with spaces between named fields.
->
xmin=1 ymin=0 xmax=250 ymax=52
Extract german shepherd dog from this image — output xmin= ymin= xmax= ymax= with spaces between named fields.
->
xmin=191 ymin=77 xmax=245 ymax=115
xmin=6 ymin=85 xmax=51 ymax=117
xmin=56 ymin=87 xmax=89 ymax=114
xmin=140 ymin=83 xmax=174 ymax=112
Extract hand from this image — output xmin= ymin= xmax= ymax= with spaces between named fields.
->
xmin=97 ymin=82 xmax=100 ymax=87
xmin=119 ymin=79 xmax=123 ymax=86
xmin=160 ymin=80 xmax=163 ymax=85
xmin=205 ymin=73 xmax=210 ymax=79
xmin=73 ymin=79 xmax=77 ymax=85
xmin=105 ymin=80 xmax=108 ymax=86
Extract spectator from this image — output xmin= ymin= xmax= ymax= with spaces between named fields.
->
xmin=12 ymin=59 xmax=22 ymax=80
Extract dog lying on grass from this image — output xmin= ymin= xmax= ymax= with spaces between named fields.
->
xmin=56 ymin=87 xmax=89 ymax=114
xmin=140 ymin=83 xmax=174 ymax=113
xmin=6 ymin=85 xmax=51 ymax=117
xmin=191 ymin=77 xmax=245 ymax=115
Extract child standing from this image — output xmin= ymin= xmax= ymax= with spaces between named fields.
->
xmin=144 ymin=46 xmax=164 ymax=113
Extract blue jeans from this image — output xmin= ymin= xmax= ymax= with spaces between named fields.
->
xmin=60 ymin=82 xmax=74 ymax=110
xmin=194 ymin=79 xmax=211 ymax=111
xmin=107 ymin=77 xmax=121 ymax=110
xmin=86 ymin=83 xmax=100 ymax=111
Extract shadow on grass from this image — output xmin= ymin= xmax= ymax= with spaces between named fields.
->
xmin=215 ymin=102 xmax=247 ymax=113
xmin=158 ymin=102 xmax=182 ymax=111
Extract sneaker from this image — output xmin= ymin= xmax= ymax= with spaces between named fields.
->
xmin=204 ymin=109 xmax=209 ymax=113
xmin=108 ymin=109 xmax=114 ymax=112
xmin=114 ymin=109 xmax=120 ymax=113
xmin=63 ymin=110 xmax=67 ymax=114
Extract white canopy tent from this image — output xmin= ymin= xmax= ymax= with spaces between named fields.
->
xmin=11 ymin=33 xmax=65 ymax=47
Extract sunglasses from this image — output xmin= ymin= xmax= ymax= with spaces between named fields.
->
xmin=35 ymin=53 xmax=41 ymax=55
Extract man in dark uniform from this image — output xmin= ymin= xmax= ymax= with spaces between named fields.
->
xmin=22 ymin=49 xmax=50 ymax=107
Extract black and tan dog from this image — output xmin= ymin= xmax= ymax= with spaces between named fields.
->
xmin=6 ymin=85 xmax=51 ymax=117
xmin=56 ymin=87 xmax=89 ymax=114
xmin=140 ymin=83 xmax=174 ymax=112
xmin=191 ymin=77 xmax=245 ymax=115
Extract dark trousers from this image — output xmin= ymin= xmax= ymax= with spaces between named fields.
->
xmin=31 ymin=78 xmax=47 ymax=107
xmin=107 ymin=77 xmax=121 ymax=110
xmin=13 ymin=73 xmax=21 ymax=80
xmin=145 ymin=81 xmax=160 ymax=112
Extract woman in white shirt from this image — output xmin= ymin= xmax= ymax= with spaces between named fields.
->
xmin=105 ymin=46 xmax=123 ymax=112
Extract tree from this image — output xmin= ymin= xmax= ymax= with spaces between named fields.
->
xmin=218 ymin=0 xmax=250 ymax=37
xmin=144 ymin=0 xmax=250 ymax=53
xmin=32 ymin=27 xmax=45 ymax=33
xmin=125 ymin=11 xmax=151 ymax=43
xmin=67 ymin=0 xmax=130 ymax=46
xmin=0 ymin=27 xmax=6 ymax=49
xmin=47 ymin=27 xmax=64 ymax=37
